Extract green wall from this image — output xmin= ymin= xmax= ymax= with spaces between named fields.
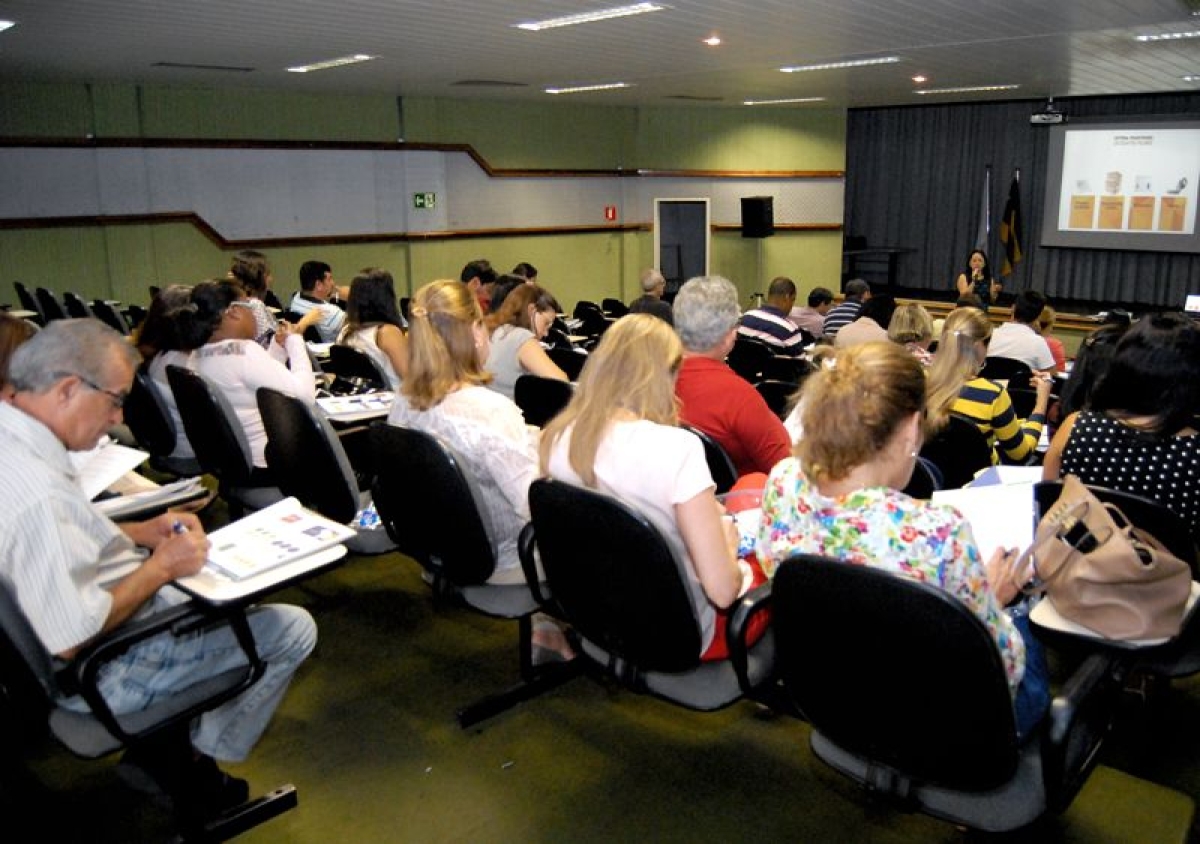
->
xmin=0 ymin=82 xmax=846 ymax=311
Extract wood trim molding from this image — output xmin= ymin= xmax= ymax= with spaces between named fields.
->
xmin=0 ymin=136 xmax=842 ymax=179
xmin=712 ymin=223 xmax=843 ymax=233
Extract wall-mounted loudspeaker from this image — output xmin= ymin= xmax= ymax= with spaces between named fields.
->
xmin=740 ymin=196 xmax=774 ymax=238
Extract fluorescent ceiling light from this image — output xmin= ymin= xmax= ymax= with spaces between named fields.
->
xmin=1184 ymin=75 xmax=1200 ymax=82
xmin=743 ymin=96 xmax=827 ymax=106
xmin=287 ymin=54 xmax=376 ymax=73
xmin=1135 ymin=30 xmax=1200 ymax=41
xmin=515 ymin=3 xmax=667 ymax=32
xmin=915 ymin=84 xmax=1020 ymax=95
xmin=781 ymin=56 xmax=900 ymax=73
xmin=0 ymin=20 xmax=15 ymax=33
xmin=545 ymin=82 xmax=633 ymax=95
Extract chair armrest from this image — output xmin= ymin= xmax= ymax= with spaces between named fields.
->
xmin=726 ymin=582 xmax=773 ymax=694
xmin=517 ymin=522 xmax=553 ymax=608
xmin=63 ymin=602 xmax=264 ymax=746
xmin=1041 ymin=652 xmax=1124 ymax=812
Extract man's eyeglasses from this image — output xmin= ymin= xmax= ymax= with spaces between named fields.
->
xmin=75 ymin=373 xmax=128 ymax=409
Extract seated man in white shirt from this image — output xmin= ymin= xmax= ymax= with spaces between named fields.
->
xmin=288 ymin=260 xmax=347 ymax=343
xmin=987 ymin=289 xmax=1056 ymax=374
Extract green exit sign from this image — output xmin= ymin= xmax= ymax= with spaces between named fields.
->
xmin=413 ymin=192 xmax=437 ymax=209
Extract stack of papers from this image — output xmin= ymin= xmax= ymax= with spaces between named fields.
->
xmin=70 ymin=438 xmax=149 ymax=499
xmin=94 ymin=476 xmax=208 ymax=519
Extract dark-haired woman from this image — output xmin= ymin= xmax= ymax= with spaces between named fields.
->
xmin=336 ymin=268 xmax=409 ymax=390
xmin=955 ymin=249 xmax=1002 ymax=305
xmin=1044 ymin=312 xmax=1200 ymax=541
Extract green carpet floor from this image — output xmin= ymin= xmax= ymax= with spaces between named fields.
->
xmin=8 ymin=550 xmax=1198 ymax=842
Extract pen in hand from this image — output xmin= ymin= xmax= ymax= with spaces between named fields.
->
xmin=172 ymin=519 xmax=189 ymax=535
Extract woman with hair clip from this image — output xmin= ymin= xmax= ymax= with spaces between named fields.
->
xmin=925 ymin=307 xmax=1051 ymax=464
xmin=1044 ymin=312 xmax=1200 ymax=541
xmin=388 ymin=279 xmax=573 ymax=659
xmin=757 ymin=341 xmax=1048 ymax=739
xmin=540 ymin=314 xmax=765 ymax=661
xmin=176 ymin=279 xmax=315 ymax=469
xmin=485 ymin=282 xmax=568 ymax=401
xmin=336 ymin=267 xmax=409 ymax=390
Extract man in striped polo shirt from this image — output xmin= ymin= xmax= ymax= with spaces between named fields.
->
xmin=737 ymin=276 xmax=811 ymax=357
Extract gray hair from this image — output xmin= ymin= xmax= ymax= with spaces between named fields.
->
xmin=844 ymin=278 xmax=870 ymax=299
xmin=674 ymin=275 xmax=741 ymax=352
xmin=639 ymin=268 xmax=665 ymax=293
xmin=8 ymin=318 xmax=138 ymax=393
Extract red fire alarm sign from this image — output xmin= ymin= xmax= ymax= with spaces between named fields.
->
xmin=604 ymin=205 xmax=617 ymax=221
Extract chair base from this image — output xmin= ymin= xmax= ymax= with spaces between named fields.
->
xmin=173 ymin=783 xmax=298 ymax=843
xmin=456 ymin=660 xmax=582 ymax=730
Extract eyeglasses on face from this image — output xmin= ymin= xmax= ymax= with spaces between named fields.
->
xmin=53 ymin=371 xmax=128 ymax=408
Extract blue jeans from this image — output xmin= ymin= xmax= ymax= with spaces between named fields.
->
xmin=1009 ymin=605 xmax=1051 ymax=743
xmin=64 ymin=591 xmax=317 ymax=763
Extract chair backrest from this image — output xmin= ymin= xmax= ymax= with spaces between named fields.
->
xmin=772 ymin=555 xmax=1020 ymax=790
xmin=900 ymin=455 xmax=941 ymax=498
xmin=681 ymin=424 xmax=738 ymax=494
xmin=165 ymin=365 xmax=256 ymax=485
xmin=514 ymin=374 xmax=574 ymax=428
xmin=762 ymin=354 xmax=814 ymax=385
xmin=726 ymin=335 xmax=774 ymax=383
xmin=124 ymin=369 xmax=178 ymax=458
xmin=753 ymin=379 xmax=796 ymax=421
xmin=981 ymin=356 xmax=1034 ymax=390
xmin=91 ymin=299 xmax=131 ymax=334
xmin=546 ymin=345 xmax=587 ymax=381
xmin=601 ymin=298 xmax=629 ymax=318
xmin=35 ymin=287 xmax=67 ymax=322
xmin=258 ymin=388 xmax=360 ymax=524
xmin=62 ymin=291 xmax=95 ymax=319
xmin=528 ymin=478 xmax=703 ymax=672
xmin=370 ymin=423 xmax=497 ymax=585
xmin=12 ymin=281 xmax=43 ymax=323
xmin=327 ymin=344 xmax=389 ymax=390
xmin=572 ymin=302 xmax=611 ymax=338
xmin=919 ymin=415 xmax=993 ymax=489
xmin=1034 ymin=480 xmax=1199 ymax=576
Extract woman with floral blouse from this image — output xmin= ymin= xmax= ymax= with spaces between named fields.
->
xmin=756 ymin=341 xmax=1049 ymax=740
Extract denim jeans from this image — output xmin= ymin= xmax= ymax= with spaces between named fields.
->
xmin=1009 ymin=605 xmax=1051 ymax=743
xmin=63 ymin=591 xmax=317 ymax=763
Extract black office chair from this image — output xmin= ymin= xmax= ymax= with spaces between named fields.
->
xmin=753 ymin=379 xmax=797 ymax=421
xmin=513 ymin=374 xmax=573 ymax=428
xmin=34 ymin=287 xmax=67 ymax=322
xmin=545 ymin=345 xmax=587 ymax=381
xmin=681 ymin=424 xmax=738 ymax=494
xmin=572 ymin=301 xmax=611 ymax=339
xmin=369 ymin=423 xmax=577 ymax=729
xmin=92 ymin=299 xmax=132 ymax=334
xmin=900 ymin=455 xmax=942 ymax=499
xmin=257 ymin=387 xmax=395 ymax=555
xmin=726 ymin=335 xmax=774 ymax=383
xmin=62 ymin=291 xmax=96 ymax=319
xmin=124 ymin=369 xmax=203 ymax=479
xmin=919 ymin=414 xmax=993 ymax=489
xmin=762 ymin=354 xmax=814 ymax=385
xmin=981 ymin=356 xmax=1034 ymax=391
xmin=771 ymin=554 xmax=1121 ymax=833
xmin=12 ymin=281 xmax=44 ymax=325
xmin=601 ymin=298 xmax=629 ymax=318
xmin=522 ymin=478 xmax=775 ymax=711
xmin=0 ymin=576 xmax=297 ymax=839
xmin=325 ymin=344 xmax=390 ymax=391
xmin=165 ymin=366 xmax=283 ymax=518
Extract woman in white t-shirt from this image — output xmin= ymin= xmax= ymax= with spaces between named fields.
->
xmin=484 ymin=282 xmax=567 ymax=400
xmin=539 ymin=314 xmax=757 ymax=660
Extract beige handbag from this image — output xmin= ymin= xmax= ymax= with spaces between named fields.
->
xmin=1010 ymin=475 xmax=1192 ymax=641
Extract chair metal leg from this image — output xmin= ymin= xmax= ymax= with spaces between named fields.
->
xmin=174 ymin=783 xmax=299 ymax=843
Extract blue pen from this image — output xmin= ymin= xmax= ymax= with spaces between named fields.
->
xmin=172 ymin=519 xmax=189 ymax=535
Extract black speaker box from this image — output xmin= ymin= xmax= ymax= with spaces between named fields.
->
xmin=741 ymin=196 xmax=774 ymax=238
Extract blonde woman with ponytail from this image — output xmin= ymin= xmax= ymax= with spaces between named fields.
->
xmin=756 ymin=341 xmax=1049 ymax=740
xmin=925 ymin=307 xmax=1051 ymax=464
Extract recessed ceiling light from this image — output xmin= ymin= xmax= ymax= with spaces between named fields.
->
xmin=912 ymin=75 xmax=927 ymax=83
xmin=0 ymin=20 xmax=15 ymax=33
xmin=515 ymin=3 xmax=668 ymax=32
xmin=1134 ymin=30 xmax=1200 ymax=41
xmin=545 ymin=82 xmax=633 ymax=95
xmin=743 ymin=96 xmax=827 ymax=106
xmin=781 ymin=56 xmax=901 ymax=73
xmin=915 ymin=84 xmax=1020 ymax=95
xmin=703 ymin=35 xmax=721 ymax=46
xmin=287 ymin=54 xmax=376 ymax=73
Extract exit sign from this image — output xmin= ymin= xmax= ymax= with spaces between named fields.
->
xmin=413 ymin=192 xmax=437 ymax=209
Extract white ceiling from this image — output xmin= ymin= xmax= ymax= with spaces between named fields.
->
xmin=0 ymin=0 xmax=1198 ymax=109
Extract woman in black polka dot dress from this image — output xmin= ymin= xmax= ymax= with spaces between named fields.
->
xmin=1043 ymin=312 xmax=1200 ymax=542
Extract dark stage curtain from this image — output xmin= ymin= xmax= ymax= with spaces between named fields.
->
xmin=845 ymin=93 xmax=1200 ymax=310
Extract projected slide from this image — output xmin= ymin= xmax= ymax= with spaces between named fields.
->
xmin=1041 ymin=120 xmax=1200 ymax=254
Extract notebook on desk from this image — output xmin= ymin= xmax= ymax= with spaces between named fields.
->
xmin=206 ymin=497 xmax=355 ymax=581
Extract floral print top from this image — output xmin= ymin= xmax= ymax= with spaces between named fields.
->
xmin=757 ymin=457 xmax=1025 ymax=694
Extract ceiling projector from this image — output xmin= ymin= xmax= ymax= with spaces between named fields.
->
xmin=1031 ymin=99 xmax=1066 ymax=125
